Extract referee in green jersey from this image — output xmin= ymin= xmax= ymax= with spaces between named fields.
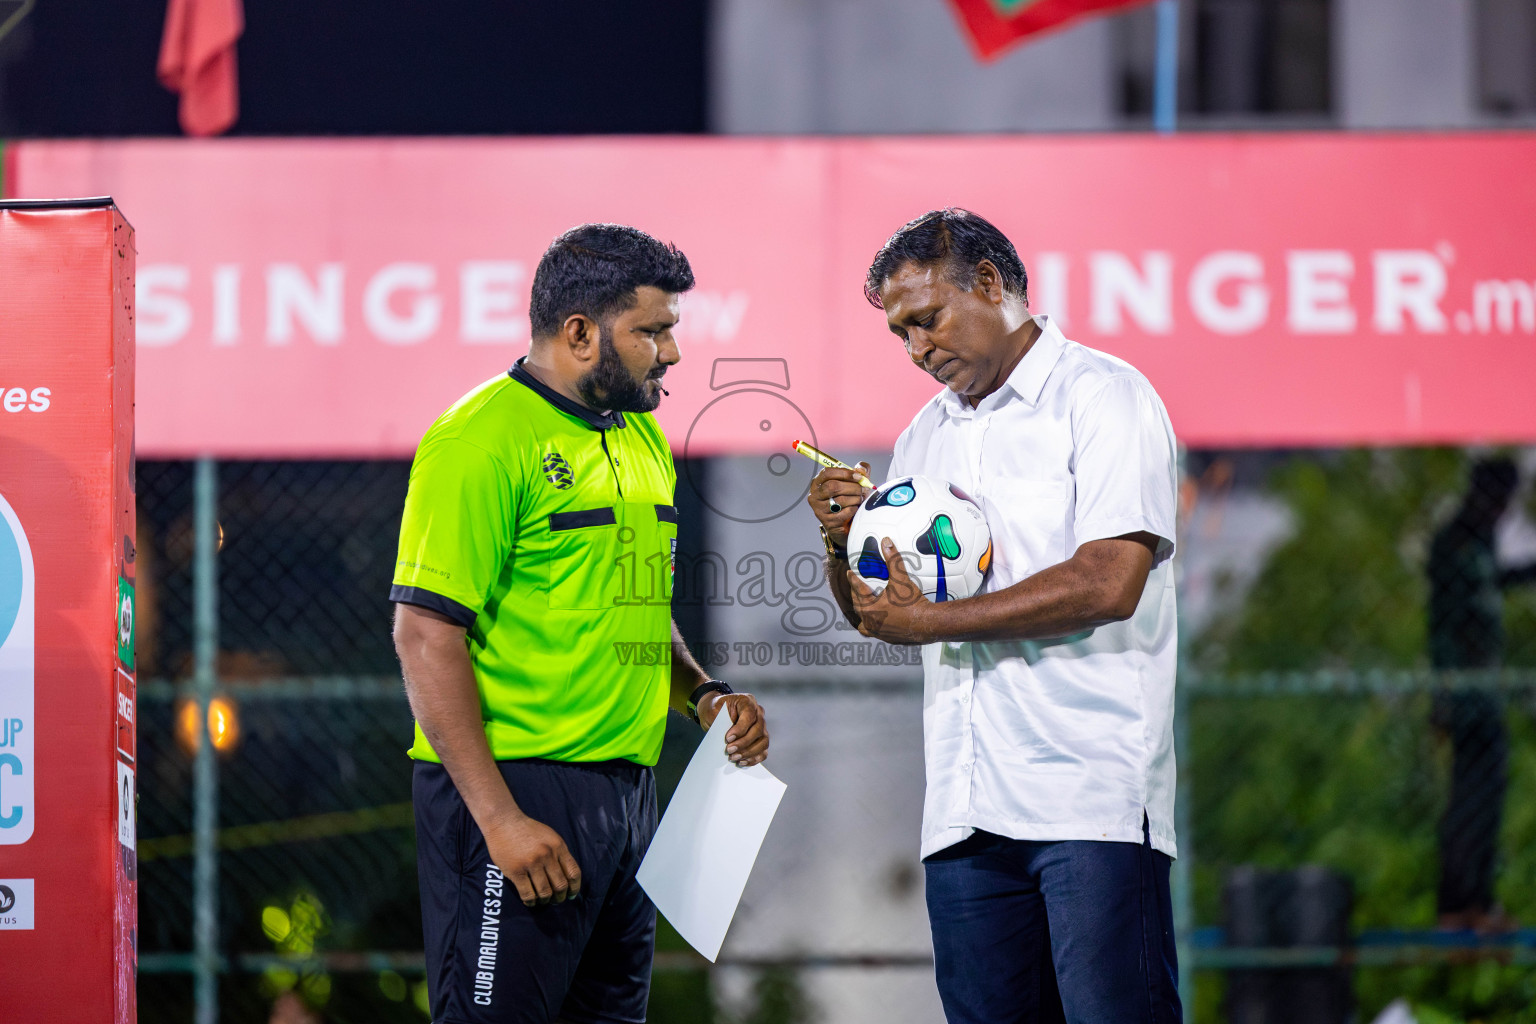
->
xmin=391 ymin=224 xmax=769 ymax=1024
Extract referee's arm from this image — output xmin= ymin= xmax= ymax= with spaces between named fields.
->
xmin=395 ymin=603 xmax=582 ymax=909
xmin=669 ymin=619 xmax=770 ymax=767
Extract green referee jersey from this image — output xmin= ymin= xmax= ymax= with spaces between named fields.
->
xmin=391 ymin=358 xmax=677 ymax=766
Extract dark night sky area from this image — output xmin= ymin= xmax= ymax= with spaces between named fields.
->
xmin=0 ymin=1 xmax=709 ymax=136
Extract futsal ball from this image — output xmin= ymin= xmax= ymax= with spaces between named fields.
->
xmin=847 ymin=475 xmax=992 ymax=602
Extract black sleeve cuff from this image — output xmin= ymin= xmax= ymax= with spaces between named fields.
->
xmin=389 ymin=585 xmax=477 ymax=628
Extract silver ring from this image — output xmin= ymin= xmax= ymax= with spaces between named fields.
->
xmin=828 ymin=498 xmax=843 ymax=514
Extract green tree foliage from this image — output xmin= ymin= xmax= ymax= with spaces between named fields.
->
xmin=1189 ymin=449 xmax=1536 ymax=1023
xmin=1195 ymin=449 xmax=1466 ymax=673
xmin=729 ymin=967 xmax=819 ymax=1024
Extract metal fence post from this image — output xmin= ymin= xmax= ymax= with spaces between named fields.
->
xmin=1173 ymin=445 xmax=1194 ymax=1016
xmin=1173 ymin=679 xmax=1194 ymax=1016
xmin=1153 ymin=0 xmax=1180 ymax=134
xmin=193 ymin=457 xmax=220 ymax=1024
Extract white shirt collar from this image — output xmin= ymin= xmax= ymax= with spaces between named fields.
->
xmin=940 ymin=314 xmax=1067 ymax=417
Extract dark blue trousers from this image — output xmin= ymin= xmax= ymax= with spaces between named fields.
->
xmin=923 ymin=821 xmax=1181 ymax=1024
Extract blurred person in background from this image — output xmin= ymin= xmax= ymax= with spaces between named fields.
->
xmin=1428 ymin=456 xmax=1536 ymax=933
xmin=810 ymin=209 xmax=1180 ymax=1023
xmin=391 ymin=224 xmax=769 ymax=1024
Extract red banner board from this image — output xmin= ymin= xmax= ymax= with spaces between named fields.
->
xmin=0 ymin=199 xmax=137 ymax=1023
xmin=8 ymin=135 xmax=1536 ymax=457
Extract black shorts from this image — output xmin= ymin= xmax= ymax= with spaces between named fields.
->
xmin=413 ymin=758 xmax=658 ymax=1024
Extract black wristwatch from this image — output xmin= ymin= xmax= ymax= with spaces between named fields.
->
xmin=820 ymin=524 xmax=848 ymax=562
xmin=686 ymin=679 xmax=734 ymax=723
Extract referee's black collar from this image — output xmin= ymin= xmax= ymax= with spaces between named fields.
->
xmin=509 ymin=357 xmax=627 ymax=430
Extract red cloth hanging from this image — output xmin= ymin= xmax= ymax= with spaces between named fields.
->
xmin=948 ymin=0 xmax=1154 ymax=60
xmin=157 ymin=0 xmax=244 ymax=136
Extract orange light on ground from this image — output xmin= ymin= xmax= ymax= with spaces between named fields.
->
xmin=175 ymin=695 xmax=241 ymax=755
xmin=175 ymin=699 xmax=200 ymax=754
xmin=208 ymin=695 xmax=238 ymax=751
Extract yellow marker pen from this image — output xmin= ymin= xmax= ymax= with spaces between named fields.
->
xmin=791 ymin=439 xmax=875 ymax=490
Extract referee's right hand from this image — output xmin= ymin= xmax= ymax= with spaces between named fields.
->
xmin=487 ymin=815 xmax=582 ymax=908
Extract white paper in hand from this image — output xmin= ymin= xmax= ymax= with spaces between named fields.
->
xmin=637 ymin=708 xmax=786 ymax=962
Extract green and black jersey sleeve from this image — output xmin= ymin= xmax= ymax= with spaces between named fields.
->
xmin=391 ymin=436 xmax=521 ymax=628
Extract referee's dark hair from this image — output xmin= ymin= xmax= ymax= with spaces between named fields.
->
xmin=530 ymin=223 xmax=696 ymax=339
xmin=864 ymin=208 xmax=1028 ymax=310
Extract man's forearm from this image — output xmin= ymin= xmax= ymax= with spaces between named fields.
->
xmin=924 ymin=563 xmax=1116 ymax=642
xmin=667 ymin=620 xmax=771 ymax=763
xmin=827 ymin=555 xmax=862 ymax=629
xmin=396 ymin=619 xmax=524 ymax=831
xmin=918 ymin=538 xmax=1155 ymax=644
xmin=669 ymin=619 xmax=712 ymax=714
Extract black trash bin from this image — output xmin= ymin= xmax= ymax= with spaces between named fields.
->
xmin=1224 ymin=865 xmax=1354 ymax=1024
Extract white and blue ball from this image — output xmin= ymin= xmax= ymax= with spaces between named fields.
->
xmin=847 ymin=475 xmax=992 ymax=602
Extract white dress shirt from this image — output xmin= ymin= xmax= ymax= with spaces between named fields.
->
xmin=887 ymin=315 xmax=1179 ymax=860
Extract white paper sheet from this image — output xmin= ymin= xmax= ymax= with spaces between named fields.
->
xmin=637 ymin=709 xmax=786 ymax=962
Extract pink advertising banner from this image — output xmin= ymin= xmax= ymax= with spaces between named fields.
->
xmin=8 ymin=134 xmax=1535 ymax=457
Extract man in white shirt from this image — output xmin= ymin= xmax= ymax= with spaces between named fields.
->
xmin=809 ymin=209 xmax=1180 ymax=1023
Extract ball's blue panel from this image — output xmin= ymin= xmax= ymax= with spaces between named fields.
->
xmin=865 ymin=477 xmax=915 ymax=511
xmin=857 ymin=535 xmax=889 ymax=580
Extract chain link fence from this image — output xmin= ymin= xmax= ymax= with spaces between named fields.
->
xmin=135 ymin=461 xmax=424 ymax=1024
xmin=133 ymin=449 xmax=1536 ymax=1024
xmin=1179 ymin=449 xmax=1536 ymax=1023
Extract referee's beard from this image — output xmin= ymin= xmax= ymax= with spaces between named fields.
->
xmin=577 ymin=324 xmax=666 ymax=414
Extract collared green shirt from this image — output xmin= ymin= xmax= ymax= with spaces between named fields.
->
xmin=391 ymin=359 xmax=677 ymax=765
